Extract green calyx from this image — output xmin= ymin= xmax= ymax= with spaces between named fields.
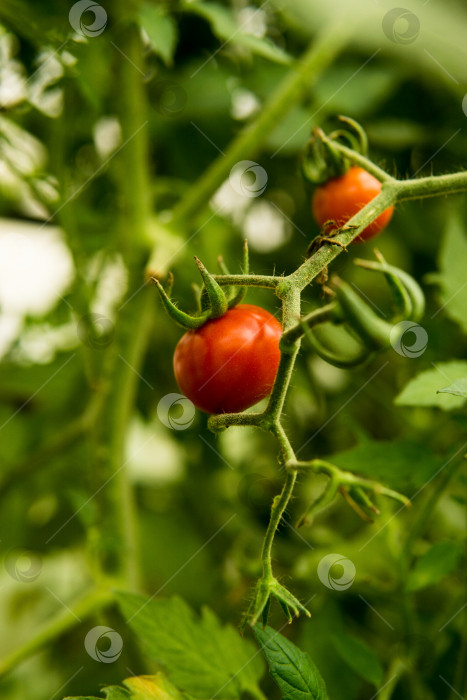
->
xmin=152 ymin=242 xmax=251 ymax=330
xmin=227 ymin=239 xmax=249 ymax=308
xmin=194 ymin=257 xmax=228 ymax=318
xmin=301 ymin=117 xmax=368 ymax=185
xmin=151 ymin=277 xmax=210 ymax=329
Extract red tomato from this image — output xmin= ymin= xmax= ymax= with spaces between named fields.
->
xmin=311 ymin=166 xmax=394 ymax=242
xmin=173 ymin=304 xmax=282 ymax=414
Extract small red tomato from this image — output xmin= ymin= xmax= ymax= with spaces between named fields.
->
xmin=173 ymin=304 xmax=282 ymax=414
xmin=311 ymin=166 xmax=394 ymax=242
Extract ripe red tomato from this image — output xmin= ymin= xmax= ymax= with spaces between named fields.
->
xmin=311 ymin=166 xmax=394 ymax=242
xmin=173 ymin=304 xmax=282 ymax=414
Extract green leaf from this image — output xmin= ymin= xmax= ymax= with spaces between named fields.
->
xmin=407 ymin=541 xmax=464 ymax=592
xmin=395 ymin=361 xmax=467 ymax=411
xmin=331 ymin=633 xmax=383 ymax=687
xmin=429 ymin=214 xmax=467 ymax=334
xmin=139 ymin=3 xmax=177 ymax=66
xmin=182 ymin=1 xmax=291 ymax=65
xmin=438 ymin=377 xmax=467 ymax=399
xmin=117 ymin=593 xmax=264 ymax=699
xmin=328 ymin=439 xmax=443 ymax=491
xmin=254 ymin=625 xmax=329 ymax=700
xmin=65 ymin=673 xmax=194 ymax=700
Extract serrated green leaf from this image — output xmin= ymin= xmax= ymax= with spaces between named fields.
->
xmin=407 ymin=541 xmax=464 ymax=592
xmin=395 ymin=361 xmax=467 ymax=411
xmin=139 ymin=3 xmax=177 ymax=66
xmin=117 ymin=593 xmax=264 ymax=699
xmin=438 ymin=377 xmax=467 ymax=399
xmin=182 ymin=1 xmax=291 ymax=65
xmin=430 ymin=215 xmax=467 ymax=334
xmin=254 ymin=625 xmax=329 ymax=700
xmin=331 ymin=633 xmax=383 ymax=687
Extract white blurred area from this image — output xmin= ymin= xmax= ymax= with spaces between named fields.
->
xmin=0 ymin=219 xmax=75 ymax=360
xmin=212 ymin=174 xmax=292 ymax=253
xmin=0 ymin=219 xmax=129 ymax=363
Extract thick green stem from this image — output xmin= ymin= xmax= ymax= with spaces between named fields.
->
xmin=106 ymin=0 xmax=152 ymax=590
xmin=113 ymin=2 xmax=151 ymax=253
xmin=0 ymin=588 xmax=113 ymax=679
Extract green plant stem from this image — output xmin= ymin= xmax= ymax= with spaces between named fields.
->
xmin=113 ymin=2 xmax=151 ymax=253
xmin=0 ymin=588 xmax=113 ymax=679
xmin=107 ymin=0 xmax=152 ymax=590
xmin=207 ymin=157 xmax=467 ymax=622
xmin=212 ymin=274 xmax=280 ymax=289
xmin=397 ymin=172 xmax=467 ymax=199
xmin=327 ymin=140 xmax=396 ymax=182
xmin=107 ymin=286 xmax=154 ymax=590
xmin=261 ymin=470 xmax=297 ymax=581
xmin=280 ymin=302 xmax=337 ymax=348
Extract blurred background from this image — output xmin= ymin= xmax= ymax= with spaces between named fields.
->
xmin=0 ymin=0 xmax=466 ymax=698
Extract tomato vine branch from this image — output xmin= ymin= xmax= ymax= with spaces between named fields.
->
xmin=206 ymin=156 xmax=467 ymax=625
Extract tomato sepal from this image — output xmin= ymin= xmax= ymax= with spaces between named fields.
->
xmin=194 ymin=256 xmax=228 ymax=318
xmin=301 ymin=126 xmax=348 ymax=185
xmin=246 ymin=576 xmax=311 ymax=628
xmin=227 ymin=239 xmax=249 ymax=309
xmin=151 ymin=276 xmax=210 ymax=329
